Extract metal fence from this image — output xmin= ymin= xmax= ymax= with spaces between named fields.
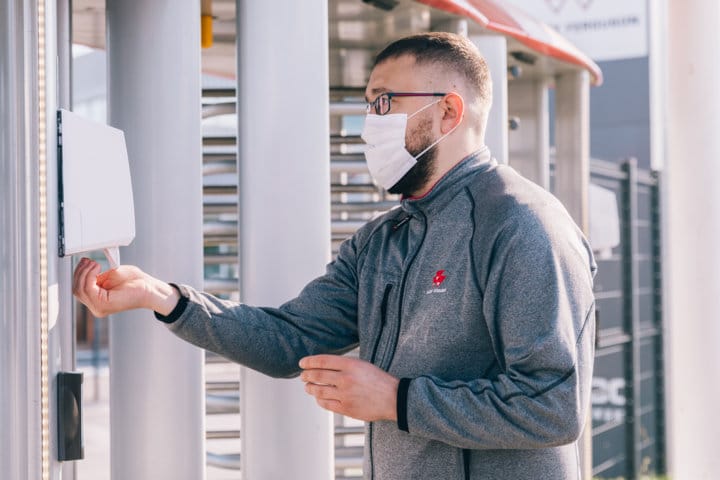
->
xmin=587 ymin=159 xmax=665 ymax=479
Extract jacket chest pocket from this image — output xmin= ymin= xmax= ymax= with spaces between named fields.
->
xmin=357 ymin=268 xmax=399 ymax=364
xmin=368 ymin=283 xmax=393 ymax=365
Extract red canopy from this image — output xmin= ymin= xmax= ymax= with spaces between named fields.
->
xmin=415 ymin=0 xmax=603 ymax=85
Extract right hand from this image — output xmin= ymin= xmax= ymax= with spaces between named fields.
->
xmin=72 ymin=258 xmax=179 ymax=318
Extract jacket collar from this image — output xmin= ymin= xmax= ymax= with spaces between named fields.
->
xmin=400 ymin=146 xmax=495 ymax=216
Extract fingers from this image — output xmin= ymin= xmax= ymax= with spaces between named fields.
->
xmin=300 ymin=356 xmax=399 ymax=422
xmin=314 ymin=398 xmax=342 ymax=414
xmin=300 ymin=356 xmax=345 ymax=411
xmin=72 ymin=257 xmax=88 ymax=295
xmin=72 ymin=257 xmax=106 ymax=317
xmin=299 ymin=354 xmax=349 ymax=371
xmin=72 ymin=258 xmax=99 ymax=299
xmin=304 ymin=382 xmax=347 ymax=415
xmin=304 ymin=382 xmax=338 ymax=400
xmin=300 ymin=368 xmax=340 ymax=387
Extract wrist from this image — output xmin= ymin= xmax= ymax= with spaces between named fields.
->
xmin=147 ymin=278 xmax=181 ymax=315
xmin=386 ymin=376 xmax=400 ymax=421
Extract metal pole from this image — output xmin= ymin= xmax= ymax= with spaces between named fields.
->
xmin=469 ymin=35 xmax=509 ymax=165
xmin=508 ymin=78 xmax=550 ymax=189
xmin=666 ymin=0 xmax=720 ymax=477
xmin=621 ymin=159 xmax=641 ymax=478
xmin=45 ymin=0 xmax=78 ymax=478
xmin=106 ymin=1 xmax=206 ymax=479
xmin=650 ymin=171 xmax=667 ymax=476
xmin=555 ymin=71 xmax=591 ymax=234
xmin=236 ymin=1 xmax=334 ymax=478
xmin=0 ymin=0 xmax=43 ymax=478
xmin=554 ymin=69 xmax=592 ymax=478
xmin=648 ymin=0 xmax=668 ymax=172
xmin=55 ymin=0 xmax=74 ymax=374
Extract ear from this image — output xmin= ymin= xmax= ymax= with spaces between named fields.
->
xmin=439 ymin=92 xmax=464 ymax=134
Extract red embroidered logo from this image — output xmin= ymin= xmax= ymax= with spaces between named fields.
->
xmin=432 ymin=270 xmax=447 ymax=287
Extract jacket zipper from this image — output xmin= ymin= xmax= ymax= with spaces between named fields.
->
xmin=368 ymin=422 xmax=374 ymax=480
xmin=381 ymin=212 xmax=427 ymax=371
xmin=463 ymin=448 xmax=471 ymax=479
xmin=369 ymin=283 xmax=392 ymax=480
xmin=370 ymin=213 xmax=424 ymax=479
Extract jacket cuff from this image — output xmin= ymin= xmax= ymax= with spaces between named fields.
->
xmin=154 ymin=283 xmax=189 ymax=324
xmin=397 ymin=377 xmax=412 ymax=432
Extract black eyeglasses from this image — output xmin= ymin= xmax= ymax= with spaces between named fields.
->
xmin=366 ymin=92 xmax=446 ymax=116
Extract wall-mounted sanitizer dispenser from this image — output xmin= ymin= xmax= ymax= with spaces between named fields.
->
xmin=57 ymin=109 xmax=135 ymax=267
xmin=55 ymin=109 xmax=135 ymax=461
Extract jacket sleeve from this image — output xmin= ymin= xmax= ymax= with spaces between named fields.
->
xmin=397 ymin=211 xmax=597 ymax=450
xmin=165 ymin=236 xmax=361 ymax=378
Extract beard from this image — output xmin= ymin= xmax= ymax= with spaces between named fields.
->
xmin=387 ymin=116 xmax=439 ymax=196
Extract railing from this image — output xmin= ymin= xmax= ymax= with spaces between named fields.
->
xmin=202 ymin=88 xmax=242 ymax=477
xmin=568 ymin=159 xmax=665 ymax=480
xmin=201 ymin=87 xmax=390 ymax=478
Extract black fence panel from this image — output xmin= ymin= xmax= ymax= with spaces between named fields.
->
xmin=585 ymin=159 xmax=665 ymax=479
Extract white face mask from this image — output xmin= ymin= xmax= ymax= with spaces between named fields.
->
xmin=361 ymin=100 xmax=457 ymax=190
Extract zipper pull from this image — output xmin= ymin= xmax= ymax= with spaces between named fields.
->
xmin=393 ymin=215 xmax=412 ymax=231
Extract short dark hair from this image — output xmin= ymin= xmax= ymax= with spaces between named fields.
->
xmin=373 ymin=32 xmax=492 ymax=111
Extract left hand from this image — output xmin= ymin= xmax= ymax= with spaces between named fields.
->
xmin=299 ymin=355 xmax=399 ymax=422
xmin=72 ymin=258 xmax=180 ymax=318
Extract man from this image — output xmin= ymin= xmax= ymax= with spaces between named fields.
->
xmin=74 ymin=32 xmax=597 ymax=479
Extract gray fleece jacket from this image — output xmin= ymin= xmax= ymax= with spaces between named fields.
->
xmin=160 ymin=147 xmax=597 ymax=479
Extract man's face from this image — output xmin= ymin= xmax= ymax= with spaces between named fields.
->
xmin=365 ymin=55 xmax=440 ymax=196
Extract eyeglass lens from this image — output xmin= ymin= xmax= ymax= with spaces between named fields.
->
xmin=367 ymin=93 xmax=391 ymax=115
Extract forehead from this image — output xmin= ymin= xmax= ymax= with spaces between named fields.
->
xmin=365 ymin=55 xmax=427 ymax=99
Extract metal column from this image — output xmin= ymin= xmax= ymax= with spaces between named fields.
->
xmin=554 ymin=69 xmax=592 ymax=478
xmin=236 ymin=0 xmax=334 ymax=478
xmin=47 ymin=0 xmax=77 ymax=478
xmin=555 ymin=71 xmax=591 ymax=234
xmin=666 ymin=0 xmax=720 ymax=477
xmin=508 ymin=78 xmax=551 ymax=189
xmin=106 ymin=1 xmax=206 ymax=479
xmin=620 ymin=159 xmax=642 ymax=477
xmin=469 ymin=35 xmax=509 ymax=165
xmin=0 ymin=0 xmax=43 ymax=479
